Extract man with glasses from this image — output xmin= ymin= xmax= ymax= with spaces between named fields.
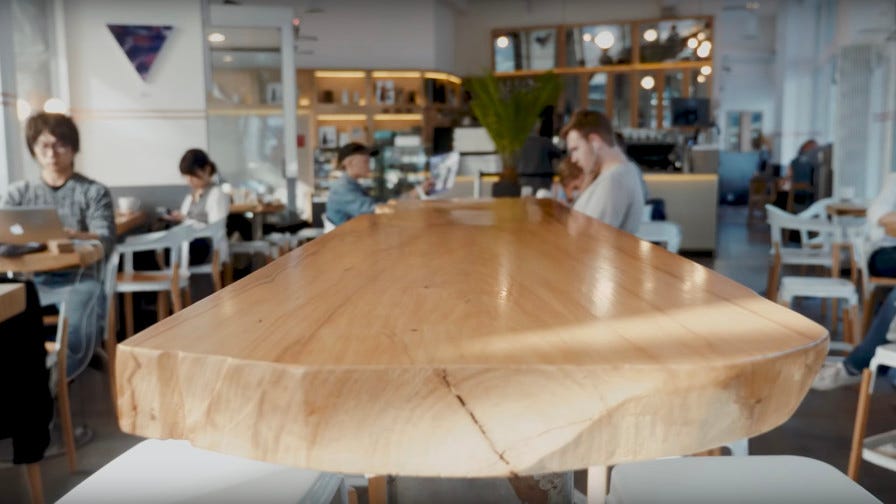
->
xmin=2 ymin=112 xmax=115 ymax=380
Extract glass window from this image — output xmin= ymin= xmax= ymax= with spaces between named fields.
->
xmin=566 ymin=24 xmax=631 ymax=67
xmin=636 ymin=73 xmax=659 ymax=129
xmin=494 ymin=29 xmax=557 ymax=72
xmin=613 ymin=73 xmax=631 ymax=130
xmin=639 ymin=19 xmax=712 ymax=63
xmin=662 ymin=72 xmax=684 ymax=128
xmin=587 ymin=73 xmax=608 ymax=113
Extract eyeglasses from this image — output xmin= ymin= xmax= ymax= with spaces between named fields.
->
xmin=33 ymin=142 xmax=71 ymax=153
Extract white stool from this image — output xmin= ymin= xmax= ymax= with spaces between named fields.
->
xmin=849 ymin=343 xmax=896 ymax=480
xmin=778 ymin=276 xmax=860 ymax=354
xmin=635 ymin=221 xmax=682 ymax=254
xmin=608 ymin=456 xmax=880 ymax=503
xmin=57 ymin=439 xmax=346 ymax=503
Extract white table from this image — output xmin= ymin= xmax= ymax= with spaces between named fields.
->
xmin=608 ymin=455 xmax=880 ymax=503
xmin=57 ymin=439 xmax=346 ymax=503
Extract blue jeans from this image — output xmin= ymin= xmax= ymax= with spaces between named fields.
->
xmin=33 ymin=271 xmax=105 ymax=380
xmin=845 ymin=288 xmax=896 ymax=373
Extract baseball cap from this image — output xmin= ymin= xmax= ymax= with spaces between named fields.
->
xmin=337 ymin=142 xmax=379 ymax=166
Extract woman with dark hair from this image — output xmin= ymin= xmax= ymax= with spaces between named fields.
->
xmin=166 ymin=149 xmax=230 ymax=225
xmin=164 ymin=149 xmax=231 ymax=264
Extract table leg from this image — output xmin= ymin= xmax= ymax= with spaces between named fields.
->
xmin=587 ymin=465 xmax=608 ymax=504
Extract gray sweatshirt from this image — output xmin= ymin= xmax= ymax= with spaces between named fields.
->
xmin=2 ymin=173 xmax=116 ymax=255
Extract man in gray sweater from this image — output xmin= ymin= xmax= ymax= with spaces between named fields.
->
xmin=2 ymin=112 xmax=115 ymax=379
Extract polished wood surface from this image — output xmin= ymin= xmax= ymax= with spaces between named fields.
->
xmin=0 ymin=283 xmax=25 ymax=323
xmin=116 ymin=198 xmax=828 ymax=477
xmin=0 ymin=243 xmax=103 ymax=274
xmin=115 ymin=211 xmax=147 ymax=236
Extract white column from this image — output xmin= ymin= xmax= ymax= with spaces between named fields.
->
xmin=0 ymin=0 xmax=24 ymax=192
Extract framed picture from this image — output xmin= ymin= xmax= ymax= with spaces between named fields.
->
xmin=375 ymin=80 xmax=395 ymax=105
xmin=318 ymin=125 xmax=337 ymax=149
xmin=266 ymin=82 xmax=282 ymax=104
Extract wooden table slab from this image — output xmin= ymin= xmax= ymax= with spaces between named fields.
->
xmin=115 ymin=211 xmax=147 ymax=236
xmin=0 ymin=283 xmax=26 ymax=323
xmin=116 ymin=199 xmax=828 ymax=477
xmin=0 ymin=242 xmax=104 ymax=274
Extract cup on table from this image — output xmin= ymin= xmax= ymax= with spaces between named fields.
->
xmin=117 ymin=196 xmax=141 ymax=213
xmin=520 ymin=186 xmax=534 ymax=197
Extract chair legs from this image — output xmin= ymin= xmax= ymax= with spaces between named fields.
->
xmin=368 ymin=476 xmax=388 ymax=504
xmin=105 ymin=295 xmax=118 ymax=410
xmin=847 ymin=368 xmax=873 ymax=481
xmin=211 ymin=251 xmax=223 ymax=292
xmin=123 ymin=292 xmax=134 ymax=338
xmin=56 ymin=317 xmax=77 ymax=473
xmin=25 ymin=463 xmax=43 ymax=504
xmin=766 ymin=257 xmax=781 ymax=301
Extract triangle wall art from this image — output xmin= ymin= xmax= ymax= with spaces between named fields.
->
xmin=107 ymin=24 xmax=173 ymax=81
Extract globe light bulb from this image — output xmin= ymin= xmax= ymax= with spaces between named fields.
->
xmin=496 ymin=36 xmax=510 ymax=48
xmin=700 ymin=65 xmax=712 ymax=76
xmin=643 ymin=28 xmax=658 ymax=42
xmin=595 ymin=31 xmax=615 ymax=50
xmin=640 ymin=75 xmax=655 ymax=90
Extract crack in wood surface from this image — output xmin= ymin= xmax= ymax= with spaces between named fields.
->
xmin=438 ymin=369 xmax=517 ymax=477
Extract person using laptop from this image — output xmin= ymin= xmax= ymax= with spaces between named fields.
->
xmin=1 ymin=112 xmax=115 ymax=380
xmin=325 ymin=142 xmax=432 ymax=227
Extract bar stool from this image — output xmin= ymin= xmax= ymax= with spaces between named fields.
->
xmin=848 ymin=343 xmax=896 ymax=481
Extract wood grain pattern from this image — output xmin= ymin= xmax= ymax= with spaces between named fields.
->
xmin=116 ymin=199 xmax=828 ymax=477
xmin=0 ymin=243 xmax=103 ymax=274
xmin=0 ymin=283 xmax=25 ymax=323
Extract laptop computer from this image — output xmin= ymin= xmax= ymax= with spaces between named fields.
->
xmin=0 ymin=207 xmax=68 ymax=245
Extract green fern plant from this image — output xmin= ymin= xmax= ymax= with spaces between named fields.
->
xmin=466 ymin=72 xmax=562 ymax=172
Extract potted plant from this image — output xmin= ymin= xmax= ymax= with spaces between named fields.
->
xmin=465 ymin=72 xmax=562 ymax=195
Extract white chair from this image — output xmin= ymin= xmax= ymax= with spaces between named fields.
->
xmin=323 ymin=213 xmax=336 ymax=233
xmin=608 ymin=456 xmax=879 ymax=503
xmin=847 ymin=225 xmax=896 ymax=335
xmin=111 ymin=224 xmax=193 ymax=338
xmin=635 ymin=221 xmax=682 ymax=253
xmin=777 ymin=275 xmax=860 ymax=355
xmin=57 ymin=439 xmax=347 ymax=504
xmin=291 ymin=227 xmax=324 ymax=247
xmin=848 ymin=343 xmax=896 ymax=481
xmin=764 ymin=204 xmax=845 ymax=301
xmin=184 ymin=218 xmax=228 ymax=293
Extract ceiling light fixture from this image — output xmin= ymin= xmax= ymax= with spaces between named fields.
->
xmin=207 ymin=32 xmax=226 ymax=43
xmin=640 ymin=75 xmax=655 ymax=90
xmin=595 ymin=30 xmax=615 ymax=50
xmin=643 ymin=28 xmax=658 ymax=42
xmin=700 ymin=65 xmax=712 ymax=75
xmin=696 ymin=41 xmax=712 ymax=58
xmin=496 ymin=36 xmax=510 ymax=48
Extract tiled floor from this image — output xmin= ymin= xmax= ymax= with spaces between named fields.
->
xmin=1 ymin=205 xmax=894 ymax=503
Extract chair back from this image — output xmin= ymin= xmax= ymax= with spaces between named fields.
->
xmin=846 ymin=224 xmax=872 ymax=288
xmin=116 ymin=223 xmax=194 ymax=276
xmin=765 ymin=204 xmax=843 ymax=257
xmin=798 ymin=197 xmax=837 ymax=220
xmin=322 ymin=213 xmax=335 ymax=233
xmin=183 ymin=218 xmax=229 ymax=265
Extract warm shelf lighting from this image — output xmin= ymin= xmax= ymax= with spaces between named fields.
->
xmin=43 ymin=97 xmax=68 ymax=114
xmin=207 ymin=32 xmax=226 ymax=43
xmin=643 ymin=28 xmax=658 ymax=42
xmin=373 ymin=114 xmax=422 ymax=121
xmin=697 ymin=32 xmax=707 ymax=41
xmin=687 ymin=37 xmax=698 ymax=49
xmin=696 ymin=74 xmax=707 ymax=84
xmin=298 ymin=97 xmax=311 ymax=107
xmin=314 ymin=70 xmax=366 ymax=78
xmin=582 ymin=33 xmax=593 ymax=42
xmin=496 ymin=35 xmax=509 ymax=48
xmin=640 ymin=75 xmax=655 ymax=90
xmin=696 ymin=41 xmax=712 ymax=58
xmin=372 ymin=71 xmax=421 ymax=78
xmin=424 ymin=72 xmax=462 ymax=84
xmin=700 ymin=65 xmax=712 ymax=76
xmin=595 ymin=31 xmax=615 ymax=50
xmin=317 ymin=114 xmax=367 ymax=121
xmin=222 ymin=55 xmax=234 ymax=63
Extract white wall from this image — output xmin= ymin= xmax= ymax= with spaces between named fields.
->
xmin=238 ymin=0 xmax=450 ymax=71
xmin=434 ymin=0 xmax=456 ymax=72
xmin=63 ymin=0 xmax=207 ymax=187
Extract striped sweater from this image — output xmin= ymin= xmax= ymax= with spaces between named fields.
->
xmin=2 ymin=173 xmax=116 ymax=255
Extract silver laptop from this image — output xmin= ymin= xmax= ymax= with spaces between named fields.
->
xmin=0 ymin=207 xmax=68 ymax=244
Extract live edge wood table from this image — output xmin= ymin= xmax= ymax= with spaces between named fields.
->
xmin=116 ymin=199 xmax=828 ymax=502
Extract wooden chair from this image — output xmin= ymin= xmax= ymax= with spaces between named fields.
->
xmin=110 ymin=224 xmax=193 ymax=338
xmin=848 ymin=343 xmax=896 ymax=481
xmin=747 ymin=175 xmax=776 ymax=223
xmin=846 ymin=225 xmax=896 ymax=335
xmin=45 ymin=314 xmax=77 ymax=473
xmin=764 ymin=204 xmax=844 ymax=302
xmin=184 ymin=218 xmax=228 ymax=293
